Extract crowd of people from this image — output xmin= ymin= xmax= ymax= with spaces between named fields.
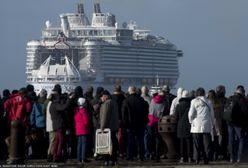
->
xmin=0 ymin=83 xmax=248 ymax=166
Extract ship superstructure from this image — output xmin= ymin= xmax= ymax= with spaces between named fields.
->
xmin=26 ymin=3 xmax=183 ymax=92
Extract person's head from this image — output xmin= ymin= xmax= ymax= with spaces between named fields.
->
xmin=113 ymin=84 xmax=122 ymax=93
xmin=136 ymin=88 xmax=141 ymax=96
xmin=12 ymin=90 xmax=18 ymax=94
xmin=2 ymin=89 xmax=10 ymax=98
xmin=100 ymin=90 xmax=111 ymax=103
xmin=26 ymin=84 xmax=34 ymax=92
xmin=216 ymin=85 xmax=226 ymax=97
xmin=39 ymin=89 xmax=47 ymax=98
xmin=141 ymin=86 xmax=149 ymax=95
xmin=208 ymin=89 xmax=216 ymax=100
xmin=74 ymin=86 xmax=83 ymax=98
xmin=196 ymin=87 xmax=205 ymax=97
xmin=236 ymin=85 xmax=245 ymax=96
xmin=95 ymin=86 xmax=104 ymax=99
xmin=52 ymin=84 xmax=62 ymax=95
xmin=162 ymin=85 xmax=170 ymax=94
xmin=181 ymin=90 xmax=190 ymax=98
xmin=128 ymin=86 xmax=136 ymax=95
xmin=189 ymin=90 xmax=196 ymax=98
xmin=77 ymin=97 xmax=86 ymax=107
xmin=177 ymin=87 xmax=184 ymax=98
xmin=86 ymin=86 xmax=94 ymax=94
xmin=19 ymin=87 xmax=28 ymax=97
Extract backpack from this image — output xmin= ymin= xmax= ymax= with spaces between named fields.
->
xmin=223 ymin=97 xmax=236 ymax=122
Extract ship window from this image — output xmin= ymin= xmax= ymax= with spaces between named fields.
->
xmin=94 ymin=30 xmax=97 ymax=36
xmin=89 ymin=30 xmax=93 ymax=35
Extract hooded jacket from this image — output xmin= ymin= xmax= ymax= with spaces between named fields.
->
xmin=50 ymin=95 xmax=71 ymax=130
xmin=74 ymin=106 xmax=90 ymax=135
xmin=169 ymin=87 xmax=184 ymax=116
xmin=148 ymin=95 xmax=166 ymax=126
xmin=188 ymin=96 xmax=214 ymax=133
xmin=176 ymin=98 xmax=191 ymax=138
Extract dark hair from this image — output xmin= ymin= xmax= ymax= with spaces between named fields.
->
xmin=74 ymin=86 xmax=83 ymax=98
xmin=3 ymin=89 xmax=10 ymax=97
xmin=19 ymin=87 xmax=28 ymax=96
xmin=196 ymin=87 xmax=205 ymax=97
xmin=86 ymin=86 xmax=94 ymax=94
xmin=113 ymin=84 xmax=122 ymax=92
xmin=52 ymin=84 xmax=62 ymax=95
xmin=100 ymin=90 xmax=111 ymax=97
xmin=236 ymin=85 xmax=245 ymax=95
xmin=237 ymin=85 xmax=244 ymax=90
xmin=208 ymin=89 xmax=216 ymax=100
xmin=12 ymin=90 xmax=19 ymax=94
xmin=26 ymin=84 xmax=34 ymax=92
xmin=95 ymin=86 xmax=104 ymax=99
xmin=216 ymin=85 xmax=226 ymax=97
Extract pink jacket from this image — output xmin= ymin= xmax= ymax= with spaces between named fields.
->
xmin=74 ymin=107 xmax=90 ymax=136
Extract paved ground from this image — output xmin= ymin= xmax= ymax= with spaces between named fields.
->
xmin=1 ymin=159 xmax=248 ymax=168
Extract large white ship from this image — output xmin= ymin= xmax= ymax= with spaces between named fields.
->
xmin=26 ymin=3 xmax=183 ymax=93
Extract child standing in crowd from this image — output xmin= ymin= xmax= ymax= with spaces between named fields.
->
xmin=74 ymin=97 xmax=91 ymax=164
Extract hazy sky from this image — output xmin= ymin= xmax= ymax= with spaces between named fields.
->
xmin=0 ymin=0 xmax=247 ymax=95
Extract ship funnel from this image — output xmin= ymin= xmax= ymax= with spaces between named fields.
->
xmin=77 ymin=3 xmax=84 ymax=14
xmin=94 ymin=3 xmax=101 ymax=13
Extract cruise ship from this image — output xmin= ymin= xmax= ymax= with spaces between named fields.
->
xmin=26 ymin=3 xmax=183 ymax=93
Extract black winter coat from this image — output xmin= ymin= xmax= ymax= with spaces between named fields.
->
xmin=176 ymin=98 xmax=191 ymax=138
xmin=122 ymin=93 xmax=149 ymax=129
xmin=228 ymin=94 xmax=248 ymax=128
xmin=112 ymin=93 xmax=126 ymax=120
xmin=50 ymin=96 xmax=71 ymax=131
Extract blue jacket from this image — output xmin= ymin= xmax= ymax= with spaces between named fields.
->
xmin=30 ymin=101 xmax=45 ymax=128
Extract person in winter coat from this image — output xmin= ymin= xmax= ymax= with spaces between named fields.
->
xmin=0 ymin=89 xmax=10 ymax=159
xmin=90 ymin=86 xmax=104 ymax=159
xmin=91 ymin=86 xmax=104 ymax=130
xmin=44 ymin=93 xmax=55 ymax=162
xmin=215 ymin=85 xmax=228 ymax=160
xmin=4 ymin=87 xmax=32 ymax=164
xmin=226 ymin=85 xmax=248 ymax=163
xmin=49 ymin=85 xmax=73 ymax=162
xmin=74 ymin=97 xmax=91 ymax=164
xmin=122 ymin=86 xmax=149 ymax=161
xmin=188 ymin=87 xmax=214 ymax=165
xmin=111 ymin=85 xmax=126 ymax=158
xmin=141 ymin=86 xmax=151 ymax=105
xmin=175 ymin=90 xmax=192 ymax=163
xmin=162 ymin=85 xmax=176 ymax=116
xmin=207 ymin=90 xmax=223 ymax=161
xmin=170 ymin=87 xmax=184 ymax=116
xmin=145 ymin=90 xmax=165 ymax=161
xmin=99 ymin=90 xmax=119 ymax=166
xmin=29 ymin=89 xmax=47 ymax=159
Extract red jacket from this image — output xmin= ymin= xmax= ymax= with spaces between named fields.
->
xmin=74 ymin=107 xmax=90 ymax=136
xmin=4 ymin=93 xmax=32 ymax=126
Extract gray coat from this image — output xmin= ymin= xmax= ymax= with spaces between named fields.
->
xmin=100 ymin=99 xmax=119 ymax=132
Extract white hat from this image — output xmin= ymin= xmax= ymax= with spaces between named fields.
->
xmin=181 ymin=90 xmax=189 ymax=98
xmin=77 ymin=97 xmax=86 ymax=106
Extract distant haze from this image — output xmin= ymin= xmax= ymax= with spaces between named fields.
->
xmin=0 ymin=0 xmax=247 ymax=96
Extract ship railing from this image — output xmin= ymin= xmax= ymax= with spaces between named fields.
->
xmin=31 ymin=76 xmax=80 ymax=83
